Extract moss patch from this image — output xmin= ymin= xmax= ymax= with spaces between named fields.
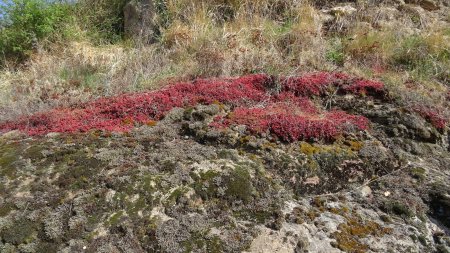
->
xmin=181 ymin=231 xmax=224 ymax=253
xmin=0 ymin=143 xmax=20 ymax=179
xmin=225 ymin=166 xmax=253 ymax=203
xmin=1 ymin=218 xmax=37 ymax=245
xmin=0 ymin=202 xmax=15 ymax=217
xmin=191 ymin=170 xmax=221 ymax=201
xmin=381 ymin=201 xmax=414 ymax=218
xmin=410 ymin=167 xmax=426 ymax=181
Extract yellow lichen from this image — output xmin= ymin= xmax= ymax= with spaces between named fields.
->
xmin=239 ymin=136 xmax=251 ymax=144
xmin=300 ymin=142 xmax=321 ymax=156
xmin=212 ymin=100 xmax=226 ymax=111
xmin=332 ymin=214 xmax=393 ymax=253
xmin=299 ymin=142 xmax=356 ymax=157
xmin=346 ymin=140 xmax=364 ymax=152
xmin=122 ymin=117 xmax=135 ymax=125
xmin=261 ymin=141 xmax=277 ymax=150
xmin=146 ymin=120 xmax=158 ymax=127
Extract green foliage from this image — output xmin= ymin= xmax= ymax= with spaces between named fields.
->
xmin=0 ymin=0 xmax=72 ymax=64
xmin=75 ymin=0 xmax=129 ymax=44
xmin=154 ymin=0 xmax=171 ymax=30
xmin=326 ymin=38 xmax=345 ymax=65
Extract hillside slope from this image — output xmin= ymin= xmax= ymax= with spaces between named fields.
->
xmin=0 ymin=0 xmax=450 ymax=252
xmin=1 ymin=72 xmax=449 ymax=252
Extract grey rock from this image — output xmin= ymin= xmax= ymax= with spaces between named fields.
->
xmin=405 ymin=0 xmax=440 ymax=10
xmin=123 ymin=0 xmax=157 ymax=43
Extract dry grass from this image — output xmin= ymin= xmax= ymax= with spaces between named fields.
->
xmin=0 ymin=42 xmax=173 ymax=121
xmin=0 ymin=0 xmax=449 ymax=122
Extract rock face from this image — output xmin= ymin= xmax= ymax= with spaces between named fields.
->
xmin=0 ymin=71 xmax=449 ymax=252
xmin=123 ymin=0 xmax=156 ymax=43
xmin=405 ymin=0 xmax=440 ymax=10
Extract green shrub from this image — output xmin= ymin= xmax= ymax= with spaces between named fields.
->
xmin=74 ymin=0 xmax=129 ymax=44
xmin=0 ymin=0 xmax=72 ymax=64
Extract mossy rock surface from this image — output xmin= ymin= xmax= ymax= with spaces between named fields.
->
xmin=0 ymin=102 xmax=449 ymax=252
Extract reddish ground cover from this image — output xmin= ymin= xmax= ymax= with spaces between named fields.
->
xmin=412 ymin=105 xmax=448 ymax=130
xmin=0 ymin=72 xmax=388 ymax=141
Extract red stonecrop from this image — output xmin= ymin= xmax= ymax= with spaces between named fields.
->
xmin=211 ymin=103 xmax=368 ymax=142
xmin=343 ymin=79 xmax=384 ymax=95
xmin=412 ymin=106 xmax=448 ymax=130
xmin=282 ymin=72 xmax=350 ymax=96
xmin=0 ymin=72 xmax=386 ymax=141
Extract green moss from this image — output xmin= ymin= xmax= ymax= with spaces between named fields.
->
xmin=85 ymin=214 xmax=102 ymax=233
xmin=35 ymin=242 xmax=59 ymax=253
xmin=108 ymin=210 xmax=124 ymax=226
xmin=183 ymin=107 xmax=195 ymax=119
xmin=192 ymin=170 xmax=221 ymax=200
xmin=182 ymin=232 xmax=224 ymax=253
xmin=239 ymin=135 xmax=251 ymax=144
xmin=165 ymin=187 xmax=188 ymax=207
xmin=55 ymin=149 xmax=104 ymax=190
xmin=299 ymin=142 xmax=355 ymax=157
xmin=299 ymin=142 xmax=321 ymax=156
xmin=380 ymin=214 xmax=391 ymax=223
xmin=417 ymin=235 xmax=427 ymax=246
xmin=382 ymin=201 xmax=414 ymax=218
xmin=217 ymin=149 xmax=239 ymax=160
xmin=233 ymin=209 xmax=272 ymax=224
xmin=410 ymin=167 xmax=426 ymax=181
xmin=1 ymin=218 xmax=37 ymax=245
xmin=127 ymin=196 xmax=147 ymax=217
xmin=0 ymin=144 xmax=20 ymax=179
xmin=142 ymin=174 xmax=164 ymax=192
xmin=0 ymin=202 xmax=15 ymax=217
xmin=225 ymin=166 xmax=253 ymax=203
xmin=23 ymin=143 xmax=47 ymax=160
xmin=346 ymin=140 xmax=364 ymax=152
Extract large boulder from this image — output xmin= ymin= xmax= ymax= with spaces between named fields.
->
xmin=123 ymin=0 xmax=157 ymax=43
xmin=404 ymin=0 xmax=440 ymax=10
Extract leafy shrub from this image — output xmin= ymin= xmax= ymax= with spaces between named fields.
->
xmin=0 ymin=0 xmax=72 ymax=64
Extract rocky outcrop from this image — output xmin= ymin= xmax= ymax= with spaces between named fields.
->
xmin=0 ymin=72 xmax=449 ymax=252
xmin=405 ymin=0 xmax=440 ymax=10
xmin=123 ymin=0 xmax=156 ymax=43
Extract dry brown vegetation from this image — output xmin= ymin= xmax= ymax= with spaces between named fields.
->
xmin=0 ymin=0 xmax=449 ymax=121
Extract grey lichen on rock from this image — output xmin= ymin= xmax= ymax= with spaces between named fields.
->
xmin=0 ymin=97 xmax=449 ymax=252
